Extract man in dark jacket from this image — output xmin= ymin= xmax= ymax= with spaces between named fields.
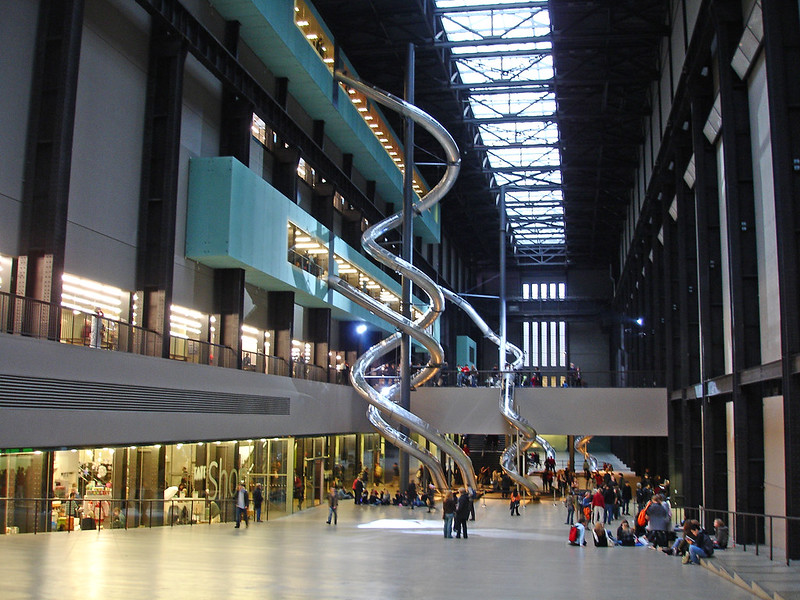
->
xmin=234 ymin=481 xmax=249 ymax=528
xmin=252 ymin=483 xmax=263 ymax=522
xmin=684 ymin=522 xmax=715 ymax=564
xmin=455 ymin=488 xmax=471 ymax=539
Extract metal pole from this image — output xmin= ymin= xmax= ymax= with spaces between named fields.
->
xmin=399 ymin=42 xmax=415 ymax=493
xmin=499 ymin=185 xmax=507 ymax=374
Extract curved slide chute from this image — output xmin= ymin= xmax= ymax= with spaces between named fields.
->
xmin=326 ymin=71 xmax=476 ymax=492
xmin=440 ymin=289 xmax=542 ymax=496
xmin=575 ymin=435 xmax=598 ymax=472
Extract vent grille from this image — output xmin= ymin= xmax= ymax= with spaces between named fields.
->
xmin=0 ymin=375 xmax=290 ymax=415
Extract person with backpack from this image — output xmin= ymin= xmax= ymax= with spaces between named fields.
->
xmin=568 ymin=517 xmax=588 ymax=546
xmin=684 ymin=522 xmax=715 ymax=564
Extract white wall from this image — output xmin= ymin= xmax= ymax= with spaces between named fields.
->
xmin=763 ymin=395 xmax=786 ymax=549
xmin=747 ymin=54 xmax=781 ymax=362
xmin=717 ymin=139 xmax=734 ymax=373
xmin=727 ymin=401 xmax=736 ymax=514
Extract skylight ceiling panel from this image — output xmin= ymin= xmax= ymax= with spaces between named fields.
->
xmin=479 ymin=122 xmax=559 ymax=145
xmin=455 ymin=55 xmax=554 ymax=84
xmin=470 ymin=91 xmax=556 ymax=118
xmin=440 ymin=9 xmax=547 ymax=42
xmin=436 ymin=0 xmax=566 ymax=256
xmin=487 ymin=146 xmax=559 ymax=165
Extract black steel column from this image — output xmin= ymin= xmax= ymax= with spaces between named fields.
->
xmin=18 ymin=0 xmax=84 ymax=337
xmin=266 ymin=291 xmax=295 ymax=373
xmin=763 ymin=0 xmax=800 ymax=560
xmin=219 ymin=20 xmax=253 ymax=165
xmin=399 ymin=43 xmax=415 ymax=492
xmin=308 ymin=308 xmax=332 ymax=382
xmin=135 ymin=22 xmax=187 ymax=358
xmin=214 ymin=268 xmax=245 ymax=369
xmin=713 ymin=2 xmax=764 ymax=530
xmin=689 ymin=58 xmax=726 ymax=510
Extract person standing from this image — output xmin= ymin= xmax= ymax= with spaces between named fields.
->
xmin=510 ymin=489 xmax=521 ymax=516
xmin=326 ymin=486 xmax=338 ymax=525
xmin=621 ymin=480 xmax=632 ymax=515
xmin=455 ymin=488 xmax=471 ymax=539
xmin=252 ymin=483 xmax=263 ymax=522
xmin=442 ymin=491 xmax=456 ymax=538
xmin=564 ymin=491 xmax=575 ymax=524
xmin=234 ymin=481 xmax=249 ymax=528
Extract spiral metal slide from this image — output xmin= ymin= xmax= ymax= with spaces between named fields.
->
xmin=326 ymin=71 xmax=476 ymax=493
xmin=575 ymin=435 xmax=598 ymax=472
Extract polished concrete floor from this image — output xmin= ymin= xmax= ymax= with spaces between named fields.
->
xmin=0 ymin=498 xmax=762 ymax=600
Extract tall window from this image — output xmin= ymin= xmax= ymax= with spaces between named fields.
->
xmin=522 ymin=281 xmax=567 ymax=372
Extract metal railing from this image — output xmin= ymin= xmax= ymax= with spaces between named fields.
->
xmin=169 ymin=336 xmax=236 ymax=368
xmin=427 ymin=368 xmax=664 ymax=389
xmin=2 ymin=291 xmax=665 ymax=390
xmin=674 ymin=504 xmax=800 ymax=565
xmin=291 ymin=361 xmax=327 ymax=382
xmin=0 ymin=495 xmax=291 ymax=535
xmin=288 ymin=249 xmax=326 ymax=277
xmin=242 ymin=350 xmax=290 ymax=376
xmin=1 ymin=291 xmax=162 ymax=356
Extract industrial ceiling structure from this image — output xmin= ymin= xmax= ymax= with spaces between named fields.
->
xmin=314 ymin=0 xmax=669 ymax=271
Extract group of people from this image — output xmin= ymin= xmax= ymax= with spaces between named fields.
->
xmin=442 ymin=488 xmax=475 ymax=538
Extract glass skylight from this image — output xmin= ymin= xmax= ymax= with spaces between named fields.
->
xmin=436 ymin=0 xmax=565 ymax=257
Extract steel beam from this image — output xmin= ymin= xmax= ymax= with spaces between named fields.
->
xmin=136 ymin=22 xmax=187 ymax=358
xmin=434 ymin=1 xmax=548 ymax=15
xmin=713 ymin=2 xmax=763 ymax=526
xmin=18 ymin=0 xmax=84 ymax=335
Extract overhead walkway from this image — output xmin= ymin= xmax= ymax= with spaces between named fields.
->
xmin=0 ymin=497 xmax=779 ymax=599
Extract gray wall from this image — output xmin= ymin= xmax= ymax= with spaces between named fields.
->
xmin=0 ymin=333 xmax=666 ymax=448
xmin=0 ymin=0 xmax=39 ymax=257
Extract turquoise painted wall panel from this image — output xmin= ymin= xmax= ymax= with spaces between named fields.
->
xmin=208 ymin=0 xmax=439 ymax=243
xmin=186 ymin=157 xmax=440 ymax=339
xmin=456 ymin=335 xmax=477 ymax=368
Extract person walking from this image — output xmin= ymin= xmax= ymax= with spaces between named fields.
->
xmin=442 ymin=491 xmax=456 ymax=538
xmin=234 ymin=481 xmax=249 ymax=528
xmin=326 ymin=486 xmax=338 ymax=525
xmin=252 ymin=483 xmax=263 ymax=522
xmin=455 ymin=488 xmax=471 ymax=539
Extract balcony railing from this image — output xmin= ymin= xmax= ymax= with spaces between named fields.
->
xmin=1 ymin=291 xmax=161 ymax=356
xmin=242 ymin=350 xmax=290 ymax=377
xmin=291 ymin=361 xmax=327 ymax=382
xmin=1 ymin=291 xmax=664 ymax=389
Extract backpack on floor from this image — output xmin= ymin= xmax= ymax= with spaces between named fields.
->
xmin=568 ymin=525 xmax=579 ymax=544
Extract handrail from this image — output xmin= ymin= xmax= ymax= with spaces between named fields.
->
xmin=677 ymin=504 xmax=800 ymax=566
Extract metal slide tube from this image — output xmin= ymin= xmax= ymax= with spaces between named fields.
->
xmin=441 ymin=288 xmax=541 ymax=496
xmin=575 ymin=435 xmax=598 ymax=472
xmin=328 ymin=72 xmax=477 ymax=492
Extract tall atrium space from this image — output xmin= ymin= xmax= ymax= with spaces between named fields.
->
xmin=1 ymin=0 xmax=800 ymax=596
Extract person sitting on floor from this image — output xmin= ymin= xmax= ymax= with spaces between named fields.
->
xmin=616 ymin=519 xmax=636 ymax=546
xmin=683 ymin=522 xmax=715 ymax=565
xmin=713 ymin=518 xmax=729 ymax=549
xmin=593 ymin=521 xmax=613 ymax=546
xmin=569 ymin=517 xmax=588 ymax=546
